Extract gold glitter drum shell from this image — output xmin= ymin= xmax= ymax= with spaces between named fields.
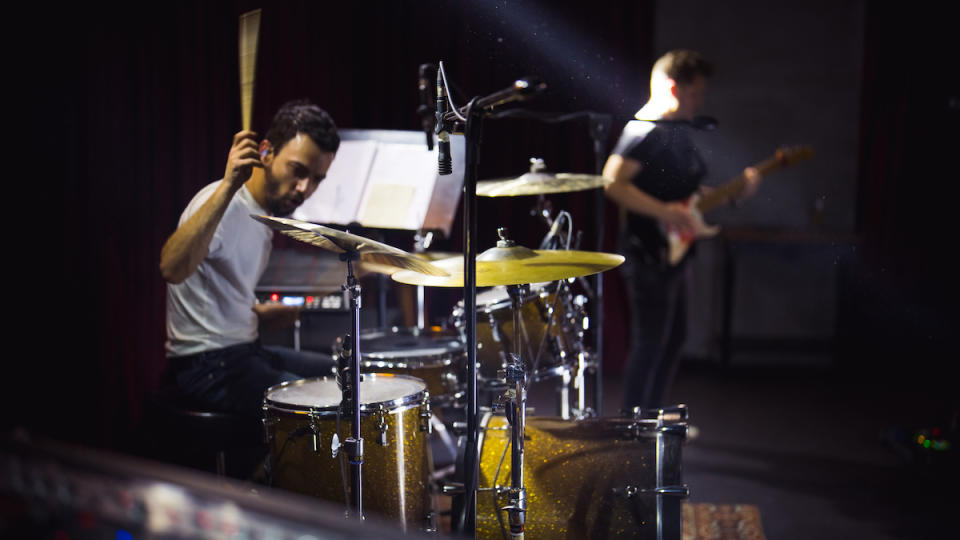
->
xmin=474 ymin=411 xmax=689 ymax=539
xmin=262 ymin=375 xmax=434 ymax=532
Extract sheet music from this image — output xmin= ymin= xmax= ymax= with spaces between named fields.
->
xmin=357 ymin=143 xmax=437 ymax=230
xmin=293 ymin=140 xmax=377 ymax=225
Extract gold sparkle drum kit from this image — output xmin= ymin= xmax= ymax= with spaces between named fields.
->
xmin=252 ymin=166 xmax=691 ymax=537
xmin=238 ymin=23 xmax=691 ymax=531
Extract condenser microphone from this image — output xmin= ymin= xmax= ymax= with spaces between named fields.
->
xmin=436 ymin=70 xmax=452 ymax=175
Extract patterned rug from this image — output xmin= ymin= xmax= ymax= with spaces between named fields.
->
xmin=682 ymin=503 xmax=767 ymax=540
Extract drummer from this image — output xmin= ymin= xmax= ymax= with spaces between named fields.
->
xmin=159 ymin=99 xmax=339 ymax=419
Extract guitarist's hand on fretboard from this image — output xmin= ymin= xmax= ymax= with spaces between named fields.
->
xmin=661 ymin=145 xmax=812 ymax=265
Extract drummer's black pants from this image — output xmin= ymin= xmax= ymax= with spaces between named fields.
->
xmin=163 ymin=341 xmax=336 ymax=418
xmin=620 ymin=257 xmax=691 ymax=412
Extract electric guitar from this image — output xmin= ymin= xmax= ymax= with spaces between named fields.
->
xmin=663 ymin=145 xmax=814 ymax=266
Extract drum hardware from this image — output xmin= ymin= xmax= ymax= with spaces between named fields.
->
xmin=375 ymin=405 xmax=389 ymax=446
xmin=251 ymin=215 xmax=452 ymax=522
xmin=419 ymin=398 xmax=433 ymax=433
xmin=262 ymin=416 xmax=278 ymax=443
xmin=442 ymin=482 xmax=465 ymax=495
xmin=414 ymin=229 xmax=433 ymax=329
xmin=613 ymin=486 xmax=691 ymax=497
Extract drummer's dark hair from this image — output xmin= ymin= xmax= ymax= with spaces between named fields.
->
xmin=265 ymin=99 xmax=340 ymax=154
xmin=652 ymin=49 xmax=713 ymax=85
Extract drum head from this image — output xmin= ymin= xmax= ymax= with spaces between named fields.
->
xmin=264 ymin=374 xmax=426 ymax=412
xmin=476 ymin=282 xmax=553 ymax=310
xmin=360 ymin=328 xmax=463 ymax=361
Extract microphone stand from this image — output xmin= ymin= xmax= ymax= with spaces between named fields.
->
xmin=437 ymin=69 xmax=546 ymax=536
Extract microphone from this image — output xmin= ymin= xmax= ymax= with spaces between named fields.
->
xmin=436 ymin=70 xmax=452 ymax=175
xmin=540 ymin=218 xmax=562 ymax=249
xmin=418 ymin=64 xmax=434 ymax=151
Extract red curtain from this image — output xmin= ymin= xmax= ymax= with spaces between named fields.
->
xmin=25 ymin=1 xmax=655 ymax=449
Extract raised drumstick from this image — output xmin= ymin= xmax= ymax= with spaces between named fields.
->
xmin=238 ymin=9 xmax=261 ymax=131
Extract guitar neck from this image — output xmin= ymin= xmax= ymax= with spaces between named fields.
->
xmin=696 ymin=154 xmax=786 ymax=214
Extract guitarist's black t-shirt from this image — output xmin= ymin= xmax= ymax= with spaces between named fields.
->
xmin=611 ymin=120 xmax=707 ymax=267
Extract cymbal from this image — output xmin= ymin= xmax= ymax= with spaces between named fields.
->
xmin=391 ymin=244 xmax=624 ymax=287
xmin=477 ymin=172 xmax=611 ymax=197
xmin=359 ymin=251 xmax=461 ymax=277
xmin=250 ymin=215 xmax=449 ymax=277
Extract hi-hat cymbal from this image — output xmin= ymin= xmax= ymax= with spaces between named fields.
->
xmin=391 ymin=244 xmax=624 ymax=287
xmin=250 ymin=215 xmax=449 ymax=277
xmin=477 ymin=172 xmax=611 ymax=197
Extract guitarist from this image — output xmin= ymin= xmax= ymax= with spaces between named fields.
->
xmin=603 ymin=50 xmax=761 ymax=412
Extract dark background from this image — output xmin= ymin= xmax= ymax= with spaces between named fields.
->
xmin=10 ymin=0 xmax=957 ymax=467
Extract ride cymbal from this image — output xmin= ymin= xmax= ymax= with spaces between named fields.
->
xmin=250 ymin=215 xmax=449 ymax=277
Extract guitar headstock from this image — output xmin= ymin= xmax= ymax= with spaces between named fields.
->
xmin=775 ymin=145 xmax=815 ymax=166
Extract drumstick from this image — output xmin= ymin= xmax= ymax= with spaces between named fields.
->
xmin=238 ymin=9 xmax=261 ymax=131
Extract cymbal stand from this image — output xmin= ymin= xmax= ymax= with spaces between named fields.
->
xmin=501 ymin=281 xmax=529 ymax=539
xmin=413 ymin=230 xmax=434 ymax=329
xmin=338 ymin=249 xmax=364 ymax=520
xmin=488 ymin=110 xmax=612 ymax=416
xmin=531 ymin=198 xmax=597 ymax=419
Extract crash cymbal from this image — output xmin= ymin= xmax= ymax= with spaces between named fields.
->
xmin=390 ymin=243 xmax=624 ymax=287
xmin=477 ymin=172 xmax=611 ymax=197
xmin=359 ymin=251 xmax=461 ymax=276
xmin=250 ymin=215 xmax=449 ymax=277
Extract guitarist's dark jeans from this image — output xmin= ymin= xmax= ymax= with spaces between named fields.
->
xmin=620 ymin=256 xmax=691 ymax=412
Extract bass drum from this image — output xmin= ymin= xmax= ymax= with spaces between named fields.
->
xmin=263 ymin=375 xmax=433 ymax=532
xmin=473 ymin=408 xmax=689 ymax=539
xmin=334 ymin=327 xmax=465 ymax=406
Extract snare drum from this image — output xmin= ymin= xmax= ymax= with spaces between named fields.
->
xmin=334 ymin=327 xmax=465 ymax=405
xmin=474 ymin=408 xmax=689 ymax=539
xmin=262 ymin=375 xmax=433 ymax=531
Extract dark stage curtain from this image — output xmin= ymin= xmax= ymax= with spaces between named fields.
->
xmin=24 ymin=1 xmax=655 ymax=450
xmin=849 ymin=4 xmax=959 ymax=376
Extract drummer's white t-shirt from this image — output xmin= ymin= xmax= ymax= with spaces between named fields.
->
xmin=165 ymin=180 xmax=273 ymax=357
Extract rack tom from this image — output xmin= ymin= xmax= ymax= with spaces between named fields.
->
xmin=334 ymin=327 xmax=465 ymax=406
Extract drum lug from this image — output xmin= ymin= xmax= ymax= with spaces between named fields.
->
xmin=615 ymin=485 xmax=690 ymax=498
xmin=376 ymin=405 xmax=389 ymax=446
xmin=419 ymin=397 xmax=433 ymax=433
xmin=441 ymin=481 xmax=464 ymax=495
xmin=423 ymin=512 xmax=438 ymax=533
xmin=308 ymin=410 xmax=323 ymax=453
xmin=261 ymin=415 xmax=278 ymax=444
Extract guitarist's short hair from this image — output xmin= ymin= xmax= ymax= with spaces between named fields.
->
xmin=652 ymin=50 xmax=713 ymax=85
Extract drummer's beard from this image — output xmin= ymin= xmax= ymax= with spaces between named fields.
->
xmin=262 ymin=167 xmax=306 ymax=217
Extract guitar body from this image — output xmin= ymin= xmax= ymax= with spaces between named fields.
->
xmin=661 ymin=194 xmax=719 ymax=266
xmin=659 ymin=145 xmax=814 ymax=266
